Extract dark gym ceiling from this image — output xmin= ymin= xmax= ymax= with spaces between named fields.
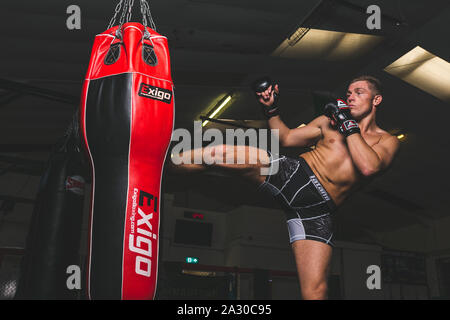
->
xmin=0 ymin=0 xmax=449 ymax=248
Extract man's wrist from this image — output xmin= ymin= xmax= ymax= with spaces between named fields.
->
xmin=262 ymin=104 xmax=279 ymax=119
xmin=344 ymin=129 xmax=360 ymax=137
xmin=339 ymin=119 xmax=360 ymax=137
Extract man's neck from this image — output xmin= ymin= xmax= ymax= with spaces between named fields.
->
xmin=357 ymin=113 xmax=378 ymax=134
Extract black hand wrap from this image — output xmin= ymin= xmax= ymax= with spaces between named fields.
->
xmin=251 ymin=76 xmax=280 ymax=119
xmin=324 ymin=99 xmax=360 ymax=137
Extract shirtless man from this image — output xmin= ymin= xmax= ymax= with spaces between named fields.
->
xmin=171 ymin=75 xmax=399 ymax=299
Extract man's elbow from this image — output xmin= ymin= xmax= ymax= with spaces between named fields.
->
xmin=280 ymin=138 xmax=291 ymax=148
xmin=277 ymin=129 xmax=292 ymax=147
xmin=360 ymin=163 xmax=383 ymax=177
xmin=279 ymin=132 xmax=293 ymax=147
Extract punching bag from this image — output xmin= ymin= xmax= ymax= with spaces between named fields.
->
xmin=15 ymin=112 xmax=88 ymax=299
xmin=80 ymin=2 xmax=174 ymax=300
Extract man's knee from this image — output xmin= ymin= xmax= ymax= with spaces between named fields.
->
xmin=301 ymin=280 xmax=328 ymax=300
xmin=205 ymin=144 xmax=267 ymax=166
xmin=201 ymin=144 xmax=233 ymax=165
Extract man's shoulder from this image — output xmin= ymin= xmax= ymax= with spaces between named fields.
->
xmin=375 ymin=128 xmax=400 ymax=151
xmin=377 ymin=128 xmax=398 ymax=141
xmin=309 ymin=115 xmax=329 ymax=127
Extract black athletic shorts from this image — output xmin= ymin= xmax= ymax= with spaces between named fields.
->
xmin=259 ymin=154 xmax=337 ymax=247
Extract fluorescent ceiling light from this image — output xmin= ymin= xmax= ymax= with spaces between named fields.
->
xmin=272 ymin=28 xmax=384 ymax=61
xmin=202 ymin=95 xmax=232 ymax=127
xmin=384 ymin=46 xmax=450 ymax=103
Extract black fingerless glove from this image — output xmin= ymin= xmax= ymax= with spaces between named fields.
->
xmin=252 ymin=76 xmax=280 ymax=119
xmin=261 ymin=103 xmax=279 ymax=119
xmin=324 ymin=99 xmax=360 ymax=137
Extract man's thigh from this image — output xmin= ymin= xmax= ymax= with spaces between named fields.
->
xmin=291 ymin=240 xmax=333 ymax=295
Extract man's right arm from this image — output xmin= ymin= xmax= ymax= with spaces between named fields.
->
xmin=268 ymin=115 xmax=324 ymax=148
xmin=255 ymin=82 xmax=324 ymax=148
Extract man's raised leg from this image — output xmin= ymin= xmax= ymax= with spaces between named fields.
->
xmin=172 ymin=144 xmax=270 ymax=185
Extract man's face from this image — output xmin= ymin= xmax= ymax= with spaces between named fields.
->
xmin=346 ymin=80 xmax=375 ymax=120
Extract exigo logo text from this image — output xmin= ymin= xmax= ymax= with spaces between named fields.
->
xmin=138 ymin=83 xmax=172 ymax=104
xmin=129 ymin=188 xmax=158 ymax=277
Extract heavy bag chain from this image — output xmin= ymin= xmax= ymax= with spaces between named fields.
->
xmin=107 ymin=0 xmax=124 ymax=30
xmin=107 ymin=0 xmax=157 ymax=39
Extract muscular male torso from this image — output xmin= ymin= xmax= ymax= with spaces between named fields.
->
xmin=300 ymin=115 xmax=390 ymax=206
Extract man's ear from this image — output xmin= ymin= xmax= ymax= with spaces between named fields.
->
xmin=373 ymin=94 xmax=382 ymax=107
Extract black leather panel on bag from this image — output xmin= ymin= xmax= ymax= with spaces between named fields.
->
xmin=85 ymin=72 xmax=132 ymax=299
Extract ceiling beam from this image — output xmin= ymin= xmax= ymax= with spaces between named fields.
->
xmin=334 ymin=0 xmax=403 ymax=26
xmin=0 ymin=78 xmax=78 ymax=105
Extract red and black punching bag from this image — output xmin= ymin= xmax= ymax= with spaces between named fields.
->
xmin=80 ymin=2 xmax=174 ymax=299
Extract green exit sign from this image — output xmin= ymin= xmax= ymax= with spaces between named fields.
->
xmin=185 ymin=257 xmax=199 ymax=264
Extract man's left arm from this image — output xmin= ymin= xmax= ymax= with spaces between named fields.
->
xmin=346 ymin=134 xmax=400 ymax=177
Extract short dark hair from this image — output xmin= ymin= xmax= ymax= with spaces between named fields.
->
xmin=349 ymin=75 xmax=383 ymax=96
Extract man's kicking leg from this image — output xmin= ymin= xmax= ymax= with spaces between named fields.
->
xmin=172 ymin=144 xmax=270 ymax=184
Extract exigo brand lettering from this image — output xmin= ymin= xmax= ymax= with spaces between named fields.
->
xmin=129 ymin=189 xmax=158 ymax=277
xmin=138 ymin=83 xmax=172 ymax=104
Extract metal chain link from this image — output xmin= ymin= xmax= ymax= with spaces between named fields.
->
xmin=143 ymin=0 xmax=157 ymax=31
xmin=126 ymin=0 xmax=135 ymax=23
xmin=110 ymin=0 xmax=157 ymax=39
xmin=116 ymin=0 xmax=130 ymax=38
xmin=141 ymin=0 xmax=148 ymax=28
xmin=140 ymin=0 xmax=150 ymax=39
xmin=118 ymin=0 xmax=128 ymax=25
xmin=107 ymin=0 xmax=123 ymax=30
